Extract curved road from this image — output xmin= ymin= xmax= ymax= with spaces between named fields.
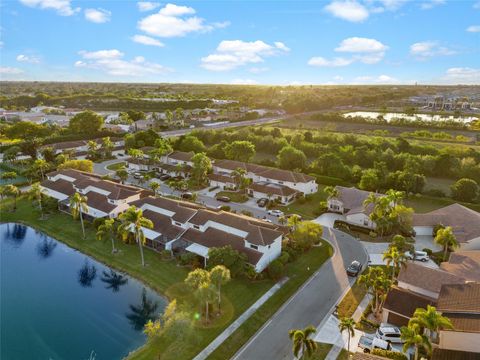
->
xmin=232 ymin=227 xmax=368 ymax=360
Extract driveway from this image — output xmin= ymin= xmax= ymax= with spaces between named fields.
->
xmin=362 ymin=242 xmax=439 ymax=269
xmin=313 ymin=213 xmax=345 ymax=228
xmin=232 ymin=227 xmax=368 ymax=360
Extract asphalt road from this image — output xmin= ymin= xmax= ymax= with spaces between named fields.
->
xmin=232 ymin=227 xmax=368 ymax=360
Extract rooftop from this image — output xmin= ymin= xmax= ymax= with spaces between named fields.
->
xmin=437 ymin=283 xmax=480 ymax=313
xmin=383 ymin=286 xmax=436 ymax=318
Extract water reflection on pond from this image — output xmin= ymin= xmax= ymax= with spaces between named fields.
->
xmin=1 ymin=223 xmax=165 ymax=360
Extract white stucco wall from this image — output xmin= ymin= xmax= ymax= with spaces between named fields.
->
xmin=439 ymin=331 xmax=480 ymax=352
xmin=414 ymin=226 xmax=434 ymax=236
xmin=255 ymin=236 xmax=282 ymax=272
xmin=346 ymin=213 xmax=376 ymax=229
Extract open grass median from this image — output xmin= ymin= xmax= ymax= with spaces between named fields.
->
xmin=207 ymin=242 xmax=333 ymax=360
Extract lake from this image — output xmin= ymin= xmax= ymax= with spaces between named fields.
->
xmin=0 ymin=223 xmax=165 ymax=360
xmin=343 ymin=111 xmax=478 ymax=124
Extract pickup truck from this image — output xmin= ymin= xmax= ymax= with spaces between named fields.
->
xmin=358 ymin=335 xmax=392 ymax=353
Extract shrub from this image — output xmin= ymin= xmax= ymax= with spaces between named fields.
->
xmin=160 ymin=250 xmax=172 ymax=260
xmin=178 ymin=252 xmax=198 ymax=266
xmin=422 ymin=248 xmax=433 ymax=256
xmin=219 ymin=205 xmax=231 ymax=212
xmin=268 ymin=259 xmax=285 ymax=280
xmin=278 ymin=251 xmax=290 ymax=265
xmin=93 ymin=217 xmax=106 ymax=230
xmin=372 ymin=349 xmax=408 ymax=360
xmin=422 ymin=188 xmax=446 ymax=197
xmin=240 ymin=210 xmax=253 ymax=217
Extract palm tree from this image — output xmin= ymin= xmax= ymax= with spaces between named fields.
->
xmin=70 ymin=192 xmax=88 ymax=239
xmin=102 ymin=137 xmax=114 ymax=158
xmin=96 ymin=218 xmax=117 ymax=253
xmin=232 ymin=168 xmax=248 ymax=189
xmin=435 ymin=226 xmax=459 ymax=260
xmin=87 ymin=140 xmax=99 ymax=159
xmin=4 ymin=184 xmax=20 ymax=211
xmin=118 ymin=206 xmax=153 ymax=267
xmin=116 ymin=167 xmax=128 ymax=184
xmin=287 ymin=214 xmax=302 ymax=231
xmin=209 ymin=265 xmax=231 ymax=309
xmin=149 ymin=181 xmax=160 ymax=197
xmin=401 ymin=324 xmax=431 ymax=360
xmin=196 ymin=281 xmax=217 ymax=324
xmin=324 ymin=185 xmax=339 ymax=199
xmin=288 ymin=326 xmax=318 ymax=359
xmin=409 ymin=305 xmax=453 ymax=343
xmin=338 ymin=317 xmax=355 ymax=352
xmin=382 ymin=246 xmax=407 ymax=281
xmin=386 ymin=189 xmax=404 ymax=206
xmin=28 ymin=182 xmax=46 ymax=219
xmin=33 ymin=158 xmax=48 ymax=180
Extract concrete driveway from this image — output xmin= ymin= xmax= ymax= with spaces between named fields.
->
xmin=313 ymin=213 xmax=345 ymax=228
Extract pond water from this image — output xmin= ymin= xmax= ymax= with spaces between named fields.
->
xmin=0 ymin=223 xmax=165 ymax=360
xmin=343 ymin=111 xmax=478 ymax=124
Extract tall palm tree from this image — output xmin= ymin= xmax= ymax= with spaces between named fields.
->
xmin=232 ymin=167 xmax=248 ymax=189
xmin=401 ymin=324 xmax=431 ymax=360
xmin=287 ymin=215 xmax=302 ymax=231
xmin=288 ymin=326 xmax=318 ymax=359
xmin=324 ymin=185 xmax=339 ymax=199
xmin=70 ymin=192 xmax=88 ymax=239
xmin=382 ymin=246 xmax=407 ymax=281
xmin=435 ymin=226 xmax=459 ymax=260
xmin=338 ymin=317 xmax=355 ymax=352
xmin=386 ymin=189 xmax=404 ymax=206
xmin=116 ymin=167 xmax=128 ymax=184
xmin=4 ymin=184 xmax=20 ymax=211
xmin=102 ymin=137 xmax=114 ymax=158
xmin=96 ymin=218 xmax=117 ymax=253
xmin=118 ymin=206 xmax=153 ymax=267
xmin=149 ymin=181 xmax=160 ymax=197
xmin=33 ymin=158 xmax=48 ymax=180
xmin=210 ymin=265 xmax=231 ymax=309
xmin=28 ymin=182 xmax=46 ymax=219
xmin=195 ymin=281 xmax=217 ymax=324
xmin=409 ymin=305 xmax=453 ymax=343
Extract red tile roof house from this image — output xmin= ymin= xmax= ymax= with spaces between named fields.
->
xmin=207 ymin=173 xmax=238 ymax=191
xmin=327 ymin=186 xmax=386 ymax=230
xmin=437 ymin=283 xmax=480 ymax=354
xmin=212 ymin=159 xmax=317 ymax=196
xmin=382 ymin=263 xmax=466 ymax=327
xmin=247 ymin=181 xmax=298 ymax=205
xmin=412 ymin=204 xmax=480 ymax=250
xmin=38 ymin=137 xmax=124 ymax=160
xmin=40 ymin=169 xmax=147 ymax=220
xmin=130 ymin=196 xmax=284 ymax=272
xmin=127 ymin=151 xmax=194 ymax=178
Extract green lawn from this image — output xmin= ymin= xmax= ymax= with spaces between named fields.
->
xmin=106 ymin=161 xmax=127 ymax=171
xmin=277 ymin=186 xmax=328 ymax=219
xmin=216 ymin=190 xmax=249 ymax=203
xmin=405 ymin=194 xmax=480 ymax=213
xmin=0 ymin=197 xmax=275 ymax=360
xmin=336 ymin=277 xmax=368 ymax=319
xmin=207 ymin=242 xmax=333 ymax=360
xmin=424 ymin=177 xmax=454 ymax=195
xmin=309 ymin=342 xmax=334 ymax=359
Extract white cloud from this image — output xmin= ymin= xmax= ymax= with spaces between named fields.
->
xmin=325 ymin=1 xmax=369 ymax=22
xmin=231 ymin=79 xmax=258 ymax=85
xmin=466 ymin=25 xmax=480 ymax=33
xmin=335 ymin=37 xmax=388 ymax=53
xmin=84 ymin=8 xmax=111 ymax=23
xmin=137 ymin=2 xmax=161 ymax=12
xmin=201 ymin=40 xmax=289 ymax=71
xmin=0 ymin=66 xmax=24 ymax=74
xmin=132 ymin=34 xmax=165 ymax=47
xmin=308 ymin=56 xmax=353 ymax=67
xmin=138 ymin=3 xmax=226 ymax=38
xmin=333 ymin=75 xmax=344 ymax=81
xmin=249 ymin=67 xmax=269 ymax=74
xmin=354 ymin=74 xmax=399 ymax=84
xmin=75 ymin=49 xmax=171 ymax=76
xmin=16 ymin=54 xmax=40 ymax=63
xmin=442 ymin=67 xmax=480 ymax=84
xmin=410 ymin=41 xmax=456 ymax=59
xmin=19 ymin=0 xmax=80 ymax=16
xmin=420 ymin=0 xmax=445 ymax=10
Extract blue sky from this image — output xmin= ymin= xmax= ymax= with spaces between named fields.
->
xmin=1 ymin=0 xmax=479 ymax=84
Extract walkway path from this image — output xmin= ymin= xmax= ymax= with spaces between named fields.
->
xmin=192 ymin=277 xmax=289 ymax=360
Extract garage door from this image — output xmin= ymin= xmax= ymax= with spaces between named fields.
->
xmin=387 ymin=312 xmax=409 ymax=327
xmin=414 ymin=226 xmax=433 ymax=236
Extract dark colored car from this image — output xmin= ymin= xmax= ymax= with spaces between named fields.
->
xmin=216 ymin=195 xmax=231 ymax=203
xmin=257 ymin=198 xmax=268 ymax=207
xmin=159 ymin=174 xmax=171 ymax=181
xmin=181 ymin=192 xmax=194 ymax=199
xmin=346 ymin=261 xmax=362 ymax=277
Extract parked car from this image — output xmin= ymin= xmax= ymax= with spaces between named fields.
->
xmin=285 ymin=214 xmax=303 ymax=220
xmin=159 ymin=174 xmax=171 ymax=181
xmin=181 ymin=192 xmax=193 ymax=200
xmin=376 ymin=325 xmax=403 ymax=344
xmin=358 ymin=335 xmax=392 ymax=353
xmin=216 ymin=195 xmax=231 ymax=203
xmin=257 ymin=198 xmax=268 ymax=207
xmin=268 ymin=209 xmax=284 ymax=217
xmin=133 ymin=172 xmax=143 ymax=179
xmin=405 ymin=250 xmax=429 ymax=262
xmin=346 ymin=260 xmax=362 ymax=277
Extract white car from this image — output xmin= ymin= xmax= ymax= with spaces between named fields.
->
xmin=405 ymin=250 xmax=430 ymax=262
xmin=376 ymin=325 xmax=403 ymax=344
xmin=267 ymin=209 xmax=284 ymax=217
xmin=358 ymin=335 xmax=392 ymax=353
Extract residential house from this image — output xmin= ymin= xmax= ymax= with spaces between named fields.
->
xmin=437 ymin=283 xmax=480 ymax=353
xmin=247 ymin=181 xmax=298 ymax=204
xmin=130 ymin=196 xmax=284 ymax=272
xmin=327 ymin=186 xmax=384 ymax=229
xmin=39 ymin=137 xmax=124 ymax=159
xmin=432 ymin=348 xmax=480 ymax=360
xmin=440 ymin=251 xmax=480 ymax=282
xmin=412 ymin=204 xmax=480 ymax=250
xmin=208 ymin=173 xmax=237 ymax=190
xmin=40 ymin=169 xmax=147 ymax=220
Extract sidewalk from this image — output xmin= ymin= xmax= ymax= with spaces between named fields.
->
xmin=192 ymin=277 xmax=289 ymax=360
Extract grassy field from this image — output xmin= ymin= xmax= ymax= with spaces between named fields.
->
xmin=405 ymin=194 xmax=480 ymax=213
xmin=207 ymin=242 xmax=333 ymax=360
xmin=424 ymin=177 xmax=453 ymax=195
xmin=216 ymin=190 xmax=249 ymax=203
xmin=106 ymin=161 xmax=127 ymax=171
xmin=336 ymin=278 xmax=368 ymax=319
xmin=0 ymin=197 xmax=276 ymax=360
xmin=277 ymin=186 xmax=328 ymax=219
xmin=309 ymin=343 xmax=334 ymax=359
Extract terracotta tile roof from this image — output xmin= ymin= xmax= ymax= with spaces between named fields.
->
xmin=248 ymin=181 xmax=298 ymax=197
xmin=397 ymin=262 xmax=465 ymax=296
xmin=352 ymin=354 xmax=387 ymax=360
xmin=437 ymin=283 xmax=480 ymax=313
xmin=440 ymin=251 xmax=480 ymax=282
xmin=208 ymin=173 xmax=236 ymax=184
xmin=130 ymin=196 xmax=200 ymax=223
xmin=40 ymin=179 xmax=75 ymax=196
xmin=383 ymin=287 xmax=436 ymax=318
xmin=181 ymin=227 xmax=263 ymax=265
xmin=168 ymin=151 xmax=194 ymax=162
xmin=142 ymin=209 xmax=184 ymax=240
xmin=412 ymin=204 xmax=480 ymax=243
xmin=84 ymin=191 xmax=116 ymax=213
xmin=432 ymin=348 xmax=480 ymax=360
xmin=442 ymin=313 xmax=480 ymax=333
xmin=334 ymin=186 xmax=383 ymax=215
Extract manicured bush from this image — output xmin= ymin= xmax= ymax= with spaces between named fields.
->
xmin=219 ymin=205 xmax=231 ymax=212
xmin=372 ymin=349 xmax=408 ymax=360
xmin=93 ymin=217 xmax=106 ymax=230
xmin=178 ymin=252 xmax=198 ymax=266
xmin=278 ymin=251 xmax=290 ymax=265
xmin=267 ymin=259 xmax=285 ymax=280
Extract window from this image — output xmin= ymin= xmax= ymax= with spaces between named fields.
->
xmin=250 ymin=244 xmax=258 ymax=250
xmin=193 ymin=225 xmax=200 ymax=230
xmin=174 ymin=221 xmax=182 ymax=226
